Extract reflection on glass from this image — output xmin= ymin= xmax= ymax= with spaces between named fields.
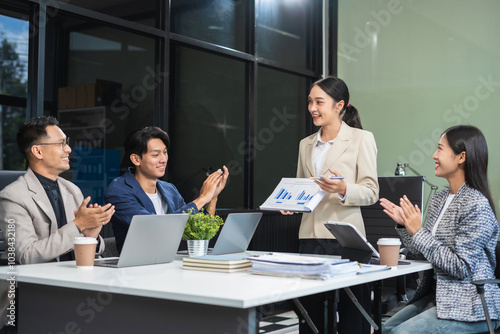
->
xmin=257 ymin=0 xmax=316 ymax=70
xmin=50 ymin=15 xmax=156 ymax=204
xmin=254 ymin=66 xmax=307 ymax=206
xmin=170 ymin=46 xmax=245 ymax=208
xmin=0 ymin=105 xmax=26 ymax=170
xmin=0 ymin=15 xmax=28 ymax=98
xmin=171 ymin=0 xmax=247 ymax=52
xmin=60 ymin=0 xmax=161 ymax=29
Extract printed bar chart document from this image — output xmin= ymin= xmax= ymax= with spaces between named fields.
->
xmin=259 ymin=178 xmax=326 ymax=212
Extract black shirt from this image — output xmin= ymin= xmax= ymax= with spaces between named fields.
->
xmin=33 ymin=171 xmax=73 ymax=261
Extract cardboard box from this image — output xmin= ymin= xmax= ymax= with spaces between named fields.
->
xmin=58 ymin=86 xmax=77 ymax=110
xmin=58 ymin=80 xmax=121 ymax=110
xmin=76 ymin=84 xmax=95 ymax=109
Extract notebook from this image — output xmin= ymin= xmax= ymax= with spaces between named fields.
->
xmin=210 ymin=212 xmax=263 ymax=255
xmin=95 ymin=213 xmax=188 ymax=268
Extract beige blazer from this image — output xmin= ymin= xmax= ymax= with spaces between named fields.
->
xmin=296 ymin=122 xmax=379 ymax=238
xmin=0 ymin=167 xmax=104 ymax=264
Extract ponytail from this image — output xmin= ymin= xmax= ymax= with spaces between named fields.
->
xmin=342 ymin=104 xmax=363 ymax=129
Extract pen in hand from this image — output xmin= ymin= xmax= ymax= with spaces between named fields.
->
xmin=309 ymin=176 xmax=344 ymax=180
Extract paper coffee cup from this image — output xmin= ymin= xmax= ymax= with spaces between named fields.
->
xmin=74 ymin=237 xmax=97 ymax=269
xmin=377 ymin=238 xmax=401 ymax=267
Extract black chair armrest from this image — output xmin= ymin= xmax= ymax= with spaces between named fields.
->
xmin=472 ymin=279 xmax=500 ymax=286
xmin=471 ymin=279 xmax=500 ymax=294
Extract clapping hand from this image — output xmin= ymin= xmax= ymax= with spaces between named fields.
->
xmin=213 ymin=165 xmax=229 ymax=199
xmin=74 ymin=197 xmax=115 ymax=238
xmin=380 ymin=196 xmax=422 ymax=235
xmin=399 ymin=195 xmax=422 ymax=235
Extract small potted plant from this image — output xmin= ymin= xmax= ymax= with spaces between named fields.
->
xmin=183 ymin=209 xmax=224 ymax=257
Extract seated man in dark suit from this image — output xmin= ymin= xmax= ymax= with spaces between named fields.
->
xmin=104 ymin=126 xmax=228 ymax=253
xmin=0 ymin=116 xmax=115 ymax=328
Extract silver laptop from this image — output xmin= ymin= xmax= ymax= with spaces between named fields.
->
xmin=95 ymin=213 xmax=188 ymax=268
xmin=211 ymin=212 xmax=263 ymax=255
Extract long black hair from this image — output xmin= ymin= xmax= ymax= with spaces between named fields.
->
xmin=311 ymin=76 xmax=363 ymax=129
xmin=443 ymin=125 xmax=496 ymax=215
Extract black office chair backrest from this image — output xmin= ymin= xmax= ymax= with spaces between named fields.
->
xmin=361 ymin=176 xmax=424 ymax=247
xmin=0 ymin=170 xmax=25 ymax=191
xmin=0 ymin=170 xmax=25 ymax=254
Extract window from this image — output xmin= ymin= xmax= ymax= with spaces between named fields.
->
xmin=47 ymin=12 xmax=157 ymax=204
xmin=171 ymin=0 xmax=248 ymax=52
xmin=169 ymin=0 xmax=321 ymax=208
xmin=254 ymin=67 xmax=308 ymax=205
xmin=0 ymin=13 xmax=28 ymax=170
xmin=60 ymin=0 xmax=162 ymax=28
xmin=1 ymin=0 xmax=325 ymax=210
xmin=257 ymin=0 xmax=318 ymax=70
xmin=169 ymin=45 xmax=246 ymax=208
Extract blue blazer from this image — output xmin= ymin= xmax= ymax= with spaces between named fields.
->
xmin=104 ymin=168 xmax=198 ymax=252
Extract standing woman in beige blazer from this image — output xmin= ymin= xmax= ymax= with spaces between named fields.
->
xmin=291 ymin=77 xmax=379 ymax=333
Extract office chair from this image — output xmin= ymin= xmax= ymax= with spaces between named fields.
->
xmin=0 ymin=170 xmax=25 ymax=259
xmin=472 ymin=241 xmax=500 ymax=334
xmin=0 ymin=170 xmax=25 ymax=191
xmin=361 ymin=176 xmax=424 ymax=307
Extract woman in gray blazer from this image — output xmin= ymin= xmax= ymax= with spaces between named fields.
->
xmin=381 ymin=125 xmax=500 ymax=333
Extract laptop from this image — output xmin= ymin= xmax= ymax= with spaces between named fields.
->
xmin=210 ymin=212 xmax=263 ymax=255
xmin=95 ymin=213 xmax=188 ymax=268
xmin=324 ymin=221 xmax=410 ymax=265
xmin=324 ymin=221 xmax=379 ymax=258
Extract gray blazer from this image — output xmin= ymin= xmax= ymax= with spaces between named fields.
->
xmin=0 ymin=168 xmax=104 ymax=264
xmin=398 ymin=183 xmax=500 ymax=321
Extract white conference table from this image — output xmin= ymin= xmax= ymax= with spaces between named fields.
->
xmin=0 ymin=255 xmax=432 ymax=333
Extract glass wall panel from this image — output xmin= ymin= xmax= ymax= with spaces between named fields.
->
xmin=58 ymin=0 xmax=161 ymax=28
xmin=0 ymin=105 xmax=26 ymax=170
xmin=171 ymin=0 xmax=247 ymax=52
xmin=170 ymin=45 xmax=245 ymax=209
xmin=0 ymin=14 xmax=28 ymax=98
xmin=257 ymin=0 xmax=317 ymax=70
xmin=0 ymin=14 xmax=28 ymax=170
xmin=254 ymin=66 xmax=307 ymax=206
xmin=47 ymin=13 xmax=157 ymax=204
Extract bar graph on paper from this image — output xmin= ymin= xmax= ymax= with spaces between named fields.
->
xmin=274 ymin=189 xmax=314 ymax=203
xmin=260 ymin=178 xmax=326 ymax=212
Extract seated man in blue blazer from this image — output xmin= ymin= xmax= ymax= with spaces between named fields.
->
xmin=104 ymin=126 xmax=228 ymax=253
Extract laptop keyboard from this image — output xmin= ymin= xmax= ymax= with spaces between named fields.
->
xmin=94 ymin=258 xmax=119 ymax=267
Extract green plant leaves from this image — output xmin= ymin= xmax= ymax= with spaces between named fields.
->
xmin=182 ymin=210 xmax=224 ymax=240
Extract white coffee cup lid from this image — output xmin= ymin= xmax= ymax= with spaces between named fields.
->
xmin=74 ymin=237 xmax=97 ymax=245
xmin=377 ymin=238 xmax=401 ymax=246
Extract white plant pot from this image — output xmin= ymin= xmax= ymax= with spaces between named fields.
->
xmin=187 ymin=239 xmax=209 ymax=257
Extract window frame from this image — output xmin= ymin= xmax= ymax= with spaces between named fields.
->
xmin=2 ymin=0 xmax=330 ymax=210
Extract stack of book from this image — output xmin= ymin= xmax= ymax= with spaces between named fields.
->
xmin=249 ymin=254 xmax=360 ymax=280
xmin=182 ymin=255 xmax=252 ymax=273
